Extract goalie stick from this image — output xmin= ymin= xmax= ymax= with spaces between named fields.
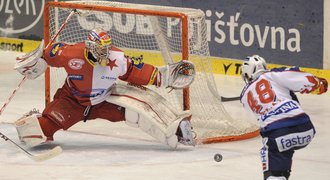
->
xmin=0 ymin=132 xmax=62 ymax=162
xmin=0 ymin=76 xmax=27 ymax=116
xmin=1 ymin=9 xmax=79 ymax=116
xmin=0 ymin=9 xmax=80 ymax=161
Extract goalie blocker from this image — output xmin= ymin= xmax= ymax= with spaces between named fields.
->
xmin=14 ymin=40 xmax=48 ymax=80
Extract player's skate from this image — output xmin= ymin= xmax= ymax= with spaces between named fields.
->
xmin=176 ymin=118 xmax=195 ymax=146
xmin=15 ymin=109 xmax=49 ymax=148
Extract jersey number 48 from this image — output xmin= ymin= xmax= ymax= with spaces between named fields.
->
xmin=247 ymin=79 xmax=275 ymax=114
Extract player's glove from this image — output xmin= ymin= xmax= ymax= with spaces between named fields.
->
xmin=318 ymin=77 xmax=328 ymax=94
xmin=311 ymin=77 xmax=328 ymax=95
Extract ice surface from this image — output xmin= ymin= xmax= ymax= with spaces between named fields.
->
xmin=0 ymin=50 xmax=329 ymax=180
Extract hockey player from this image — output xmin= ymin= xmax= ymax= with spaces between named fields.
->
xmin=14 ymin=28 xmax=196 ymax=149
xmin=240 ymin=55 xmax=328 ymax=180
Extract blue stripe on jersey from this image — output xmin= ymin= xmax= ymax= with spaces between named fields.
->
xmin=270 ymin=66 xmax=301 ymax=72
xmin=260 ymin=113 xmax=310 ymax=133
xmin=261 ymin=101 xmax=299 ymax=121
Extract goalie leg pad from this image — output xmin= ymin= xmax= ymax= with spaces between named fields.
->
xmin=15 ymin=114 xmax=48 ymax=148
xmin=124 ymin=108 xmax=169 ymax=147
xmin=125 ymin=109 xmax=139 ymax=128
xmin=108 ymin=84 xmax=195 ymax=148
xmin=124 ymin=107 xmax=193 ymax=148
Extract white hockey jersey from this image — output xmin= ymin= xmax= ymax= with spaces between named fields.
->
xmin=240 ymin=67 xmax=318 ymax=132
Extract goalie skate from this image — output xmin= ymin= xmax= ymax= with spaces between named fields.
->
xmin=176 ymin=119 xmax=195 ymax=146
xmin=19 ymin=108 xmax=41 ymax=120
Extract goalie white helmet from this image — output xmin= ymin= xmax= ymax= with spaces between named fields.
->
xmin=241 ymin=55 xmax=267 ymax=83
xmin=85 ymin=28 xmax=112 ymax=66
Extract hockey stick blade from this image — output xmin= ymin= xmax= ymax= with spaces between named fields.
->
xmin=30 ymin=146 xmax=63 ymax=162
xmin=1 ymin=132 xmax=62 ymax=162
xmin=221 ymin=96 xmax=240 ymax=102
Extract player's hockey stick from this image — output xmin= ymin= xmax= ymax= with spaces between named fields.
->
xmin=0 ymin=132 xmax=62 ymax=162
xmin=221 ymin=96 xmax=240 ymax=102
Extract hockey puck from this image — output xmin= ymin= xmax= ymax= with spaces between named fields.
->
xmin=214 ymin=153 xmax=223 ymax=162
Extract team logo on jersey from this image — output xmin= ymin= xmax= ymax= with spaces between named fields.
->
xmin=108 ymin=59 xmax=118 ymax=70
xmin=49 ymin=43 xmax=64 ymax=57
xmin=129 ymin=55 xmax=144 ymax=69
xmin=68 ymin=59 xmax=85 ymax=70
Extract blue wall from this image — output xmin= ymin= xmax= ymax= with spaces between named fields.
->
xmin=0 ymin=0 xmax=324 ymax=68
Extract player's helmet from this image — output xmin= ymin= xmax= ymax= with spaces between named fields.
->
xmin=241 ymin=55 xmax=267 ymax=83
xmin=85 ymin=28 xmax=112 ymax=66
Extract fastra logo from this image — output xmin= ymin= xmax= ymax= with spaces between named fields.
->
xmin=0 ymin=0 xmax=44 ymax=34
xmin=275 ymin=129 xmax=314 ymax=152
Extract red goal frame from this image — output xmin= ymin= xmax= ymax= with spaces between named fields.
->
xmin=43 ymin=1 xmax=260 ymax=144
xmin=43 ymin=1 xmax=190 ymax=110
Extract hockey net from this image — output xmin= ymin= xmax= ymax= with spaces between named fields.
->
xmin=44 ymin=1 xmax=259 ymax=144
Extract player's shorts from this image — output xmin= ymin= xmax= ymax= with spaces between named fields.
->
xmin=42 ymin=82 xmax=125 ymax=131
xmin=259 ymin=120 xmax=315 ymax=172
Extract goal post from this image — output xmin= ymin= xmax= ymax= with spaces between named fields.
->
xmin=43 ymin=1 xmax=259 ymax=144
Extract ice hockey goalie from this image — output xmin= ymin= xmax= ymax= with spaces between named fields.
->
xmin=14 ymin=28 xmax=196 ymax=149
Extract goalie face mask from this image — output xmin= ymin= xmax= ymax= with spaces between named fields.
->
xmin=85 ymin=28 xmax=112 ymax=67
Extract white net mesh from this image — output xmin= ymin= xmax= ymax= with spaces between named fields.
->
xmin=46 ymin=1 xmax=258 ymax=143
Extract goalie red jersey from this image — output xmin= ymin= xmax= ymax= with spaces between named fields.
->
xmin=43 ymin=42 xmax=158 ymax=106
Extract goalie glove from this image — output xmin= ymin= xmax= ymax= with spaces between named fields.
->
xmin=156 ymin=60 xmax=196 ymax=89
xmin=14 ymin=40 xmax=48 ymax=80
